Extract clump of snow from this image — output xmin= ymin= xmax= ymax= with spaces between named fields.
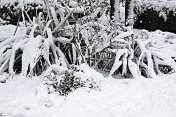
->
xmin=0 ymin=73 xmax=9 ymax=83
xmin=79 ymin=64 xmax=104 ymax=82
xmin=36 ymin=83 xmax=53 ymax=108
xmin=0 ymin=25 xmax=16 ymax=41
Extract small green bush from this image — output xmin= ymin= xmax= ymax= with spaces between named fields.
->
xmin=44 ymin=65 xmax=100 ymax=96
xmin=55 ymin=66 xmax=85 ymax=96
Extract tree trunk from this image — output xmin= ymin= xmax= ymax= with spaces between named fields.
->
xmin=125 ymin=0 xmax=134 ymax=28
xmin=115 ymin=0 xmax=120 ymax=22
xmin=125 ymin=0 xmax=130 ymax=26
xmin=110 ymin=0 xmax=115 ymax=20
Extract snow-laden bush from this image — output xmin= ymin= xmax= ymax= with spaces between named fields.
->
xmin=0 ymin=0 xmax=176 ymax=79
xmin=133 ymin=30 xmax=176 ymax=76
xmin=43 ymin=64 xmax=101 ymax=96
xmin=0 ymin=0 xmax=109 ymax=76
xmin=97 ymin=29 xmax=176 ymax=78
xmin=0 ymin=2 xmax=72 ymax=76
xmin=0 ymin=18 xmax=69 ymax=76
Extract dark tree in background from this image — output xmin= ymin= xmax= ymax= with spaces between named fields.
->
xmin=125 ymin=0 xmax=134 ymax=28
xmin=125 ymin=0 xmax=130 ymax=26
xmin=110 ymin=0 xmax=115 ymax=20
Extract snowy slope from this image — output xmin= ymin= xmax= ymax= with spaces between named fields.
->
xmin=0 ymin=74 xmax=176 ymax=117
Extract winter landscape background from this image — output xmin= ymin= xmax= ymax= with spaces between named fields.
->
xmin=0 ymin=0 xmax=176 ymax=117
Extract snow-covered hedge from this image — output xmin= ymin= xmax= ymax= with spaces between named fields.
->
xmin=134 ymin=9 xmax=176 ymax=33
xmin=134 ymin=0 xmax=176 ymax=33
xmin=0 ymin=0 xmax=46 ymax=25
xmin=134 ymin=0 xmax=176 ymax=19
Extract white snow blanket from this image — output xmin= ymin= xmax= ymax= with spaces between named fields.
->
xmin=0 ymin=73 xmax=176 ymax=117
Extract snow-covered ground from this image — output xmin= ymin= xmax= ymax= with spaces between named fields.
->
xmin=1 ymin=73 xmax=176 ymax=117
